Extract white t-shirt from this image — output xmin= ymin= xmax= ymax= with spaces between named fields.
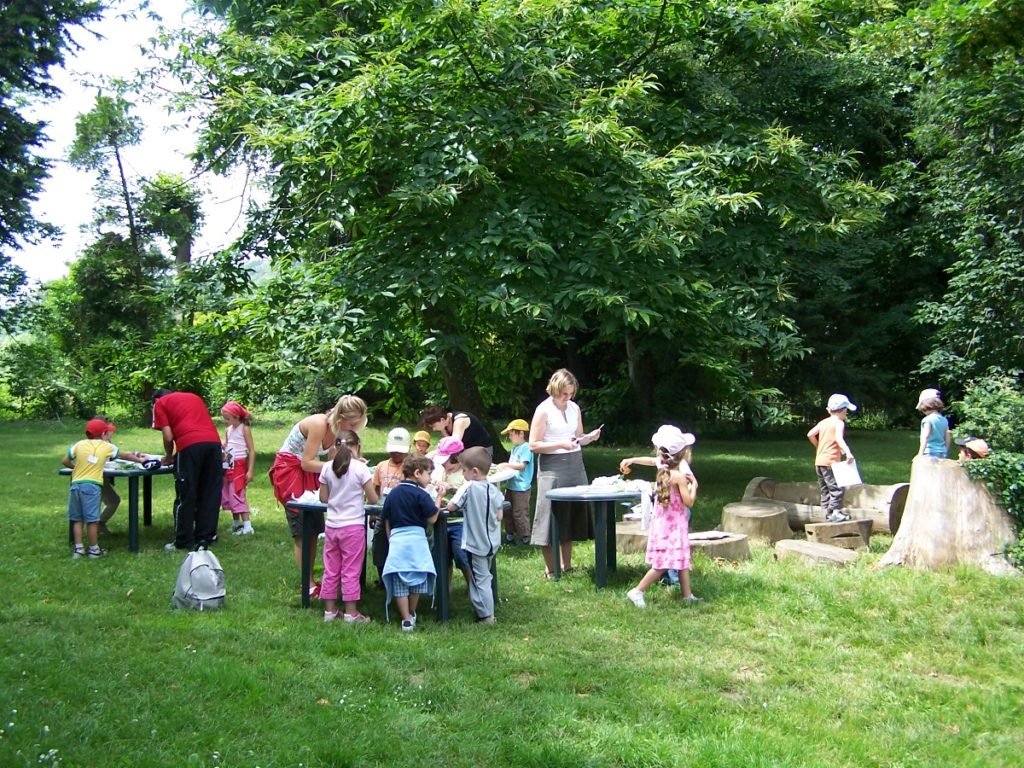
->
xmin=536 ymin=397 xmax=581 ymax=455
xmin=318 ymin=460 xmax=373 ymax=528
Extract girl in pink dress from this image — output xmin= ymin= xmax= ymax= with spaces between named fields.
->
xmin=619 ymin=425 xmax=699 ymax=608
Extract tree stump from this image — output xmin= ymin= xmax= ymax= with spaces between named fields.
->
xmin=774 ymin=539 xmax=859 ymax=566
xmin=615 ymin=522 xmax=751 ymax=561
xmin=878 ymin=456 xmax=1018 ymax=576
xmin=721 ymin=501 xmax=792 ymax=544
xmin=805 ymin=519 xmax=873 ymax=551
xmin=689 ymin=530 xmax=751 ymax=561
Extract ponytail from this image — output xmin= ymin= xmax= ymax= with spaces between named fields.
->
xmin=654 ymin=446 xmax=691 ymax=506
xmin=332 ymin=443 xmax=352 ymax=478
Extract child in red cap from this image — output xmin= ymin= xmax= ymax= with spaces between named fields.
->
xmin=62 ymin=419 xmax=148 ymax=558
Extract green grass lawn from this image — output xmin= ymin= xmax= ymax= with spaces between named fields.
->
xmin=1 ymin=419 xmax=1022 ymax=767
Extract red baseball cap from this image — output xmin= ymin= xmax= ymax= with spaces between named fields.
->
xmin=86 ymin=418 xmax=115 ymax=438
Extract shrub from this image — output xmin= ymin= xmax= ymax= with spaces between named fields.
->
xmin=962 ymin=453 xmax=1024 ymax=569
xmin=951 ymin=369 xmax=1024 ymax=452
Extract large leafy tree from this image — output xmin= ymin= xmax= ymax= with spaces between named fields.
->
xmin=906 ymin=0 xmax=1024 ymax=384
xmin=0 ymin=0 xmax=102 ymax=327
xmin=170 ymin=0 xmax=891 ymax=427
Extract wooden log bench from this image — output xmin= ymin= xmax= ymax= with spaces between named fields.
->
xmin=774 ymin=539 xmax=859 ymax=566
xmin=805 ymin=519 xmax=873 ymax=551
xmin=615 ymin=519 xmax=751 ymax=561
xmin=720 ymin=500 xmax=792 ymax=545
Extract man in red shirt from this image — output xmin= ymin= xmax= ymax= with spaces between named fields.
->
xmin=153 ymin=389 xmax=223 ymax=551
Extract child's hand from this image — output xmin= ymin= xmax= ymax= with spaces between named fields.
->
xmin=619 ymin=459 xmax=632 ymax=474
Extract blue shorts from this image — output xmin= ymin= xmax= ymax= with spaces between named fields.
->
xmin=68 ymin=483 xmax=102 ymax=523
xmin=447 ymin=521 xmax=469 ymax=571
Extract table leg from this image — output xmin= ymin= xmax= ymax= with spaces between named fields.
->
xmin=128 ymin=476 xmax=140 ymax=553
xmin=143 ymin=475 xmax=154 ymax=527
xmin=593 ymin=500 xmax=609 ymax=588
xmin=434 ymin=516 xmax=450 ymax=622
xmin=300 ymin=508 xmax=312 ymax=609
xmin=607 ymin=508 xmax=617 ymax=574
xmin=549 ymin=503 xmax=561 ymax=580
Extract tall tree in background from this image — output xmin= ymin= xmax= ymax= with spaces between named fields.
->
xmin=171 ymin=0 xmax=890 ymax=429
xmin=0 ymin=0 xmax=102 ymax=325
xmin=68 ymin=90 xmax=144 ymax=267
xmin=140 ymin=171 xmax=204 ymax=272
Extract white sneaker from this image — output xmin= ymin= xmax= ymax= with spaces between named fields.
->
xmin=343 ymin=613 xmax=372 ymax=624
xmin=626 ymin=588 xmax=647 ymax=608
xmin=324 ymin=611 xmax=340 ymax=622
xmin=409 ymin=611 xmax=416 ymax=628
xmin=401 ymin=619 xmax=415 ymax=632
xmin=164 ymin=542 xmax=179 ymax=552
xmin=233 ymin=527 xmax=254 ymax=536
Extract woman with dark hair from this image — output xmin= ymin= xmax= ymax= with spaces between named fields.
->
xmin=528 ymin=369 xmax=602 ymax=578
xmin=420 ymin=405 xmax=493 ymax=457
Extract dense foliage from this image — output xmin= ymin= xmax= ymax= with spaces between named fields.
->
xmin=0 ymin=0 xmax=103 ymax=328
xmin=1 ymin=0 xmax=1023 ymax=439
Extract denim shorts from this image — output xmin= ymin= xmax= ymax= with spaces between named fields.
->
xmin=68 ymin=483 xmax=102 ymax=523
xmin=286 ymin=506 xmax=324 ymax=539
xmin=447 ymin=521 xmax=469 ymax=571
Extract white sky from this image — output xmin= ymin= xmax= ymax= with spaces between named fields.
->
xmin=12 ymin=0 xmax=250 ymax=285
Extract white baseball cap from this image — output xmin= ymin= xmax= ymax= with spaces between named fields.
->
xmin=385 ymin=427 xmax=411 ymax=453
xmin=651 ymin=425 xmax=696 ymax=455
xmin=826 ymin=393 xmax=858 ymax=412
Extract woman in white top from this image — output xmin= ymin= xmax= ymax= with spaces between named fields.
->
xmin=528 ymin=369 xmax=602 ymax=577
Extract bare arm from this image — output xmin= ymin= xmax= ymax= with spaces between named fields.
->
xmin=161 ymin=426 xmax=175 ymax=462
xmin=619 ymin=455 xmax=657 ymax=473
xmin=362 ymin=480 xmax=379 ymax=505
xmin=299 ymin=415 xmax=329 ymax=474
xmin=319 ymin=483 xmax=329 ymax=503
xmin=118 ymin=450 xmax=148 ymax=464
xmin=806 ymin=424 xmax=820 ymax=447
xmin=62 ymin=454 xmax=74 ymax=469
xmin=835 ymin=421 xmax=854 ymax=461
xmin=918 ymin=420 xmax=930 ymax=456
xmin=673 ymin=469 xmax=698 ymax=508
xmin=449 ymin=414 xmax=471 ymax=442
xmin=243 ymin=425 xmax=256 ymax=480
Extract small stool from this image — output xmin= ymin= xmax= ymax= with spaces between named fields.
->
xmin=721 ymin=501 xmax=792 ymax=544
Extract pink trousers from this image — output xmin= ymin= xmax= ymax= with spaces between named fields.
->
xmin=320 ymin=525 xmax=366 ymax=602
xmin=221 ymin=480 xmax=248 ymax=515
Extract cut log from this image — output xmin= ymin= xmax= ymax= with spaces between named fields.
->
xmin=774 ymin=539 xmax=859 ymax=566
xmin=805 ymin=519 xmax=874 ymax=551
xmin=615 ymin=521 xmax=751 ymax=561
xmin=689 ymin=530 xmax=751 ymax=561
xmin=741 ymin=476 xmax=909 ymax=533
xmin=878 ymin=456 xmax=1018 ymax=576
xmin=721 ymin=501 xmax=792 ymax=544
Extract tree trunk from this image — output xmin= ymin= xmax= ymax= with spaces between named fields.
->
xmin=424 ymin=306 xmax=508 ymax=461
xmin=174 ymin=236 xmax=192 ymax=271
xmin=878 ymin=456 xmax=1018 ymax=576
xmin=624 ymin=331 xmax=653 ymax=423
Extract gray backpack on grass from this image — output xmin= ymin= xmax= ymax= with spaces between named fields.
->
xmin=172 ymin=549 xmax=225 ymax=611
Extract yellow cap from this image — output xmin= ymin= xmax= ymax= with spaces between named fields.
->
xmin=501 ymin=418 xmax=530 ymax=435
xmin=413 ymin=431 xmax=431 ymax=444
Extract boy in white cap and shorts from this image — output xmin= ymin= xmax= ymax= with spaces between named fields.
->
xmin=807 ymin=394 xmax=857 ymax=522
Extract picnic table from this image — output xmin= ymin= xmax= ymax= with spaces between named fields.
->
xmin=59 ymin=463 xmax=176 ymax=552
xmin=546 ymin=484 xmax=641 ymax=588
xmin=285 ymin=500 xmax=499 ymax=621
